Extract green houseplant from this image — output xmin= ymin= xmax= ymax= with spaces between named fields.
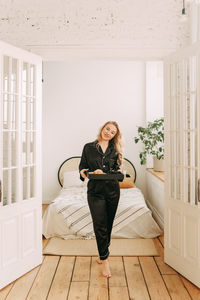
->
xmin=134 ymin=117 xmax=164 ymax=169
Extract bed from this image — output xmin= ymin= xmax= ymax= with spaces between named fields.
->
xmin=42 ymin=157 xmax=163 ymax=239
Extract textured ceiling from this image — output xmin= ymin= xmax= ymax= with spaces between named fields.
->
xmin=0 ymin=0 xmax=190 ymax=58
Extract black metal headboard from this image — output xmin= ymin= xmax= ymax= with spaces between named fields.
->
xmin=58 ymin=156 xmax=137 ymax=187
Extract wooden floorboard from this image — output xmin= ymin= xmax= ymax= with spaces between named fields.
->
xmin=47 ymin=256 xmax=75 ymax=300
xmin=124 ymin=257 xmax=150 ymax=300
xmin=72 ymin=256 xmax=91 ymax=282
xmin=1 ymin=205 xmax=200 ymax=300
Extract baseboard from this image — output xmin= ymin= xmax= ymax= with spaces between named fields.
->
xmin=146 ymin=199 xmax=164 ymax=230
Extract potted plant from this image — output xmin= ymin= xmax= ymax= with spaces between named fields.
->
xmin=134 ymin=117 xmax=164 ymax=171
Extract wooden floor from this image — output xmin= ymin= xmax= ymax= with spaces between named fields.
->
xmin=0 ymin=205 xmax=200 ymax=300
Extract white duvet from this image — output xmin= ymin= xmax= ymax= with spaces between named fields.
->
xmin=43 ymin=186 xmax=163 ymax=239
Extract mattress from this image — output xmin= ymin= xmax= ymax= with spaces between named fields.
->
xmin=42 ymin=186 xmax=163 ymax=239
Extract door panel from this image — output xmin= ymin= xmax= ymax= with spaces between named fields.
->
xmin=0 ymin=40 xmax=42 ymax=289
xmin=164 ymin=44 xmax=200 ymax=287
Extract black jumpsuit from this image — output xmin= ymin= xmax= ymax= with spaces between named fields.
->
xmin=79 ymin=141 xmax=121 ymax=260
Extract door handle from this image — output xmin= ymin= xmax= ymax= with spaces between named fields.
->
xmin=198 ymin=179 xmax=200 ymax=203
xmin=0 ymin=180 xmax=1 ymax=202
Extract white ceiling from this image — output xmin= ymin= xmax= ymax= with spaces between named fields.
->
xmin=0 ymin=0 xmax=190 ymax=59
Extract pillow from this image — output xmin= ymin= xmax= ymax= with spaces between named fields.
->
xmin=119 ymin=177 xmax=134 ymax=189
xmin=63 ymin=170 xmax=83 ymax=188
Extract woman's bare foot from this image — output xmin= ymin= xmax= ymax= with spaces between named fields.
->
xmin=96 ymin=257 xmax=102 ymax=264
xmin=101 ymin=259 xmax=111 ymax=278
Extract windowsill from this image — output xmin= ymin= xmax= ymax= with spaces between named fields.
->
xmin=146 ymin=168 xmax=164 ymax=182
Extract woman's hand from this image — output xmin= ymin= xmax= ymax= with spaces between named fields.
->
xmin=80 ymin=169 xmax=89 ymax=179
xmin=93 ymin=169 xmax=104 ymax=174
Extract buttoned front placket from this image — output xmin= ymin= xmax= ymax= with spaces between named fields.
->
xmin=96 ymin=144 xmax=112 ymax=173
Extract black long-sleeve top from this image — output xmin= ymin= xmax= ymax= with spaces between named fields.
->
xmin=79 ymin=141 xmax=120 ymax=181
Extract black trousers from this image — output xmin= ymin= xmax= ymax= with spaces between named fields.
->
xmin=87 ymin=179 xmax=120 ymax=260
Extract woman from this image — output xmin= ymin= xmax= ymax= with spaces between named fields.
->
xmin=79 ymin=121 xmax=123 ymax=278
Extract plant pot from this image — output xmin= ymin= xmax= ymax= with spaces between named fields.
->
xmin=153 ymin=157 xmax=164 ymax=172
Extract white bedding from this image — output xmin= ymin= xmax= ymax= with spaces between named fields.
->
xmin=43 ymin=186 xmax=163 ymax=239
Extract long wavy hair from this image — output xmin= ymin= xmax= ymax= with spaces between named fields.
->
xmin=96 ymin=121 xmax=123 ymax=165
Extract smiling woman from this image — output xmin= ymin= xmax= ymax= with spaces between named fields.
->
xmin=96 ymin=121 xmax=123 ymax=165
xmin=79 ymin=120 xmax=123 ymax=278
xmin=101 ymin=123 xmax=117 ymax=141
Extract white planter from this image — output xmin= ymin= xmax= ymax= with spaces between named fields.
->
xmin=153 ymin=157 xmax=164 ymax=172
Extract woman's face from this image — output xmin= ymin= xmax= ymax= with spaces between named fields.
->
xmin=101 ymin=123 xmax=117 ymax=141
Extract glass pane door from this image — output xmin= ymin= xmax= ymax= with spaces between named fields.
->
xmin=2 ymin=57 xmax=37 ymax=205
xmin=2 ymin=56 xmax=18 ymax=205
xmin=22 ymin=63 xmax=36 ymax=201
xmin=169 ymin=55 xmax=199 ymax=206
xmin=183 ymin=57 xmax=198 ymax=205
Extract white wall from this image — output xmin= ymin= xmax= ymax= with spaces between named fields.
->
xmin=42 ymin=61 xmax=147 ymax=203
xmin=146 ymin=61 xmax=163 ymax=123
xmin=146 ymin=61 xmax=164 ymax=168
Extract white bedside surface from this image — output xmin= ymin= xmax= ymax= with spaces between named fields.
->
xmin=146 ymin=169 xmax=164 ymax=230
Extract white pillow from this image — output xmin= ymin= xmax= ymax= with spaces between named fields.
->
xmin=63 ymin=170 xmax=83 ymax=188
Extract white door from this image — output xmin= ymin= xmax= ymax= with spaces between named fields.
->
xmin=164 ymin=43 xmax=200 ymax=287
xmin=0 ymin=41 xmax=42 ymax=289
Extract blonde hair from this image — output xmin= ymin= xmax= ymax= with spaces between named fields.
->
xmin=96 ymin=121 xmax=123 ymax=165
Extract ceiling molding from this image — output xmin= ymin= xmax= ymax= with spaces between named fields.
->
xmin=26 ymin=45 xmax=178 ymax=61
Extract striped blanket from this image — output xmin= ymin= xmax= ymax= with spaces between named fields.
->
xmin=52 ymin=186 xmax=149 ymax=239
